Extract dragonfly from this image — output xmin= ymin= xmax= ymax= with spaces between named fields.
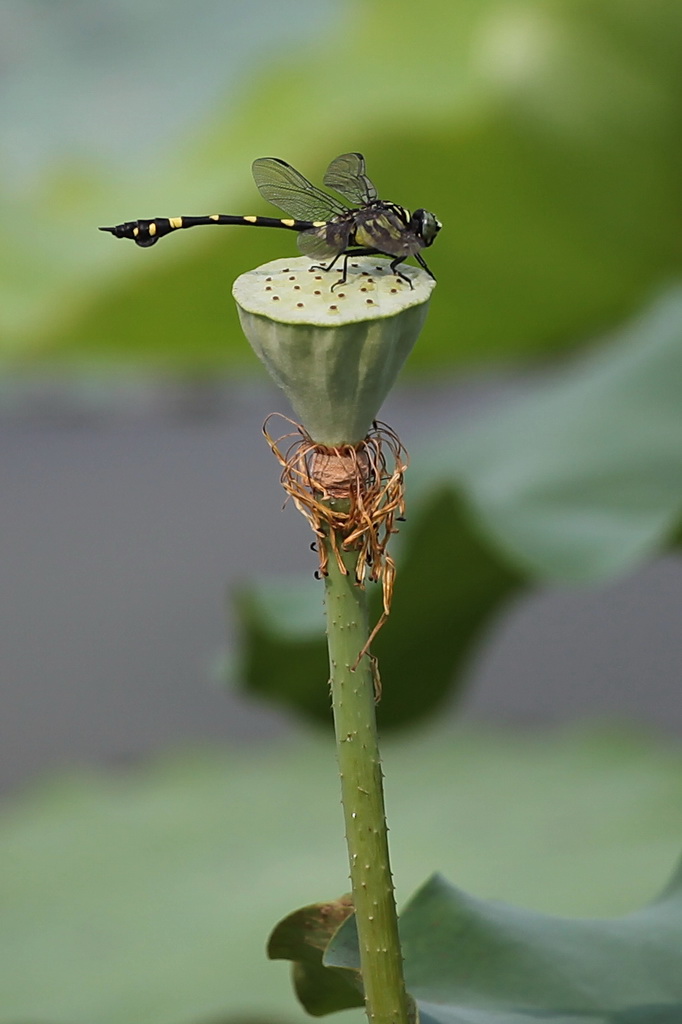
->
xmin=100 ymin=152 xmax=441 ymax=288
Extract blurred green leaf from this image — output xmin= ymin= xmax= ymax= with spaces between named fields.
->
xmin=423 ymin=285 xmax=682 ymax=582
xmin=236 ymin=286 xmax=682 ymax=727
xmin=1 ymin=728 xmax=682 ymax=1024
xmin=267 ymin=895 xmax=363 ymax=1016
xmin=5 ymin=0 xmax=682 ymax=371
xmin=319 ymin=867 xmax=682 ymax=1024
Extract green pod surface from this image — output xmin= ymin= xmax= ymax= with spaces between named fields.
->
xmin=233 ymin=256 xmax=435 ymax=445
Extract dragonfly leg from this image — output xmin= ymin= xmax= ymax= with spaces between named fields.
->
xmin=389 ymin=256 xmax=414 ymax=290
xmin=310 ymin=248 xmax=381 ymax=291
xmin=310 ymin=250 xmax=344 ymax=278
xmin=414 ymin=252 xmax=435 ymax=280
xmin=330 ymin=251 xmax=377 ymax=290
xmin=332 ymin=248 xmax=381 ymax=290
xmin=332 ymin=254 xmax=350 ymax=290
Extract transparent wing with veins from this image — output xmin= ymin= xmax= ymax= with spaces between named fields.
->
xmin=296 ymin=220 xmax=354 ymax=261
xmin=323 ymin=152 xmax=378 ymax=208
xmin=251 ymin=157 xmax=348 ymax=221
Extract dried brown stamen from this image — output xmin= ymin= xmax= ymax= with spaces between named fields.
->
xmin=263 ymin=415 xmax=408 ymax=668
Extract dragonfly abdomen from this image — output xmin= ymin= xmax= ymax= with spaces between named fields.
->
xmin=100 ymin=214 xmax=327 ymax=247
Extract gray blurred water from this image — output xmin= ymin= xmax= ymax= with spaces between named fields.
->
xmin=2 ymin=378 xmax=681 ymax=795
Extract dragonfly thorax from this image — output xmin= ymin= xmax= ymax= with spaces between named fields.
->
xmin=367 ymin=202 xmax=411 ymax=225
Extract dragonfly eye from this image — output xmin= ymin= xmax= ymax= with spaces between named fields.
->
xmin=411 ymin=209 xmax=441 ymax=247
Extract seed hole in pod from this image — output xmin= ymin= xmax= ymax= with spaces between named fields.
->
xmin=265 ymin=286 xmax=272 ymax=292
xmin=296 ymin=302 xmax=304 ymax=308
xmin=289 ymin=276 xmax=296 ymax=281
xmin=265 ymin=277 xmax=272 ymax=282
xmin=337 ymin=292 xmax=346 ymax=298
xmin=315 ymin=276 xmax=323 ymax=280
xmin=351 ymin=263 xmax=359 ymax=267
xmin=360 ymin=287 xmax=367 ymax=292
xmin=293 ymin=285 xmax=301 ymax=290
xmin=390 ymin=288 xmax=397 ymax=293
xmin=272 ymin=295 xmax=280 ymax=301
xmin=329 ymin=304 xmax=338 ymax=311
xmin=314 ymin=290 xmax=321 ymax=295
xmin=282 ymin=268 xmax=290 ymax=273
xmin=366 ymin=299 xmax=374 ymax=305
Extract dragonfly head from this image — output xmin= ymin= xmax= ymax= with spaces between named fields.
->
xmin=411 ymin=209 xmax=441 ymax=248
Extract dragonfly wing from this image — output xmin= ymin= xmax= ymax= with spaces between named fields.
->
xmin=323 ymin=153 xmax=378 ymax=207
xmin=297 ymin=222 xmax=351 ymax=260
xmin=252 ymin=158 xmax=347 ymax=221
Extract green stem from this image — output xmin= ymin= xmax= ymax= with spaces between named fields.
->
xmin=323 ymin=531 xmax=410 ymax=1024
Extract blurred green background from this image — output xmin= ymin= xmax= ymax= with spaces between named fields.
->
xmin=5 ymin=0 xmax=682 ymax=371
xmin=2 ymin=2 xmax=682 ymax=1022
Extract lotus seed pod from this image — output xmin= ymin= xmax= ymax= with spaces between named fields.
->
xmin=233 ymin=256 xmax=435 ymax=446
